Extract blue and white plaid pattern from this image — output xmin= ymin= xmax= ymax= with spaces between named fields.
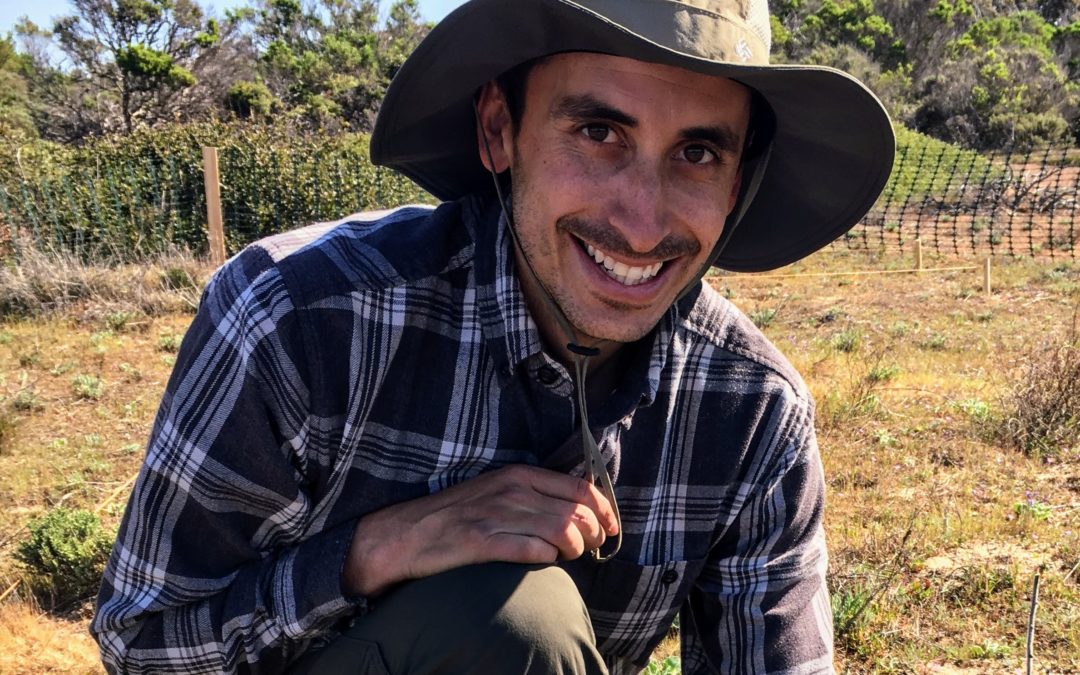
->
xmin=92 ymin=194 xmax=833 ymax=674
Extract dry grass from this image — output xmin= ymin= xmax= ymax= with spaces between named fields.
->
xmin=1 ymin=247 xmax=1078 ymax=673
xmin=0 ymin=252 xmax=207 ymax=675
xmin=0 ymin=602 xmax=101 ymax=674
xmin=710 ymin=249 xmax=1079 ymax=673
xmin=996 ymin=306 xmax=1080 ymax=461
xmin=0 ymin=246 xmax=208 ymax=320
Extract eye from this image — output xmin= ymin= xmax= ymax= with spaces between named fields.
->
xmin=680 ymin=144 xmax=717 ymax=165
xmin=581 ymin=124 xmax=617 ymax=143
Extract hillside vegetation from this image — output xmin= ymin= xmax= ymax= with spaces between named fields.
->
xmin=0 ymin=0 xmax=1077 ymax=151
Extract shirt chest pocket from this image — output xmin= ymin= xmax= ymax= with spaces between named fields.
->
xmin=572 ymin=557 xmax=707 ymax=669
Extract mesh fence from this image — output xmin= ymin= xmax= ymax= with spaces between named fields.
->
xmin=840 ymin=144 xmax=1079 ymax=259
xmin=0 ymin=141 xmax=1077 ymax=263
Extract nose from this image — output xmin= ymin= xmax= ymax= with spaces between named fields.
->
xmin=606 ymin=159 xmax=672 ymax=255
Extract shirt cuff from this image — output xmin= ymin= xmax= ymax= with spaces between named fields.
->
xmin=272 ymin=517 xmax=368 ymax=639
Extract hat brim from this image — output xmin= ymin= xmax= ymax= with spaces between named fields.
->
xmin=371 ymin=0 xmax=895 ymax=272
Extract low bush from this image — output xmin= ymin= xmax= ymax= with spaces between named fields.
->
xmin=996 ymin=305 xmax=1080 ymax=459
xmin=14 ymin=508 xmax=114 ymax=610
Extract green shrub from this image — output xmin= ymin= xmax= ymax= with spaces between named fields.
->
xmin=750 ymin=307 xmax=778 ymax=328
xmin=867 ymin=363 xmax=900 ymax=382
xmin=14 ymin=508 xmax=115 ymax=609
xmin=644 ymin=656 xmax=681 ymax=674
xmin=831 ymin=329 xmax=862 ymax=353
xmin=0 ymin=121 xmax=433 ymax=262
xmin=11 ymin=388 xmax=43 ymax=412
xmin=160 ymin=263 xmax=200 ymax=292
xmin=919 ymin=332 xmax=948 ymax=351
xmin=878 ymin=128 xmax=999 ymax=205
xmin=831 ymin=582 xmax=876 ymax=650
xmin=157 ymin=333 xmax=181 ymax=352
xmin=72 ymin=374 xmax=104 ymax=400
xmin=226 ymin=80 xmax=275 ymax=119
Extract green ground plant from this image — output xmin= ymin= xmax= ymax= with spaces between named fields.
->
xmin=749 ymin=307 xmax=779 ymax=328
xmin=643 ymin=656 xmax=681 ymax=674
xmin=71 ymin=375 xmax=103 ymax=401
xmin=831 ymin=328 xmax=863 ymax=353
xmin=14 ymin=508 xmax=114 ymax=610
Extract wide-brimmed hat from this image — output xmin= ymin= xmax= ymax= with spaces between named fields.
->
xmin=370 ymin=0 xmax=895 ymax=272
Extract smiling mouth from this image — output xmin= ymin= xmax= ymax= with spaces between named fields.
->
xmin=578 ymin=238 xmax=665 ymax=286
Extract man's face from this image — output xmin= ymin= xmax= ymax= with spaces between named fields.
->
xmin=478 ymin=53 xmax=751 ymax=347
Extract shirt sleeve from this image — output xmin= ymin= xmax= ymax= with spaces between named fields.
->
xmin=679 ymin=391 xmax=834 ymax=674
xmin=91 ymin=248 xmax=364 ymax=674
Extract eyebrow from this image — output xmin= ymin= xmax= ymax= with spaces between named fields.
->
xmin=551 ymin=94 xmax=744 ymax=156
xmin=681 ymin=125 xmax=744 ymax=156
xmin=551 ymin=94 xmax=638 ymax=128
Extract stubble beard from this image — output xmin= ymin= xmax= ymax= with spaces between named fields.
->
xmin=508 ymin=169 xmax=697 ymax=346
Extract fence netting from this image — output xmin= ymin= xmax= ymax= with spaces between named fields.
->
xmin=841 ymin=144 xmax=1078 ymax=259
xmin=1 ymin=141 xmax=1077 ymax=263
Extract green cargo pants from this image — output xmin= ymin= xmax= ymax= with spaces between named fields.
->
xmin=287 ymin=562 xmax=609 ymax=674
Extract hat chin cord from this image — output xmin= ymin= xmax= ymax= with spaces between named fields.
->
xmin=474 ymin=102 xmax=772 ymax=563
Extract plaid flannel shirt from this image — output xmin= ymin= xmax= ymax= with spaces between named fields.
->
xmin=92 ymin=194 xmax=833 ymax=674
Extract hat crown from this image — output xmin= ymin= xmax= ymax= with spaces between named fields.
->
xmin=572 ymin=0 xmax=772 ymax=65
xmin=371 ymin=0 xmax=895 ymax=272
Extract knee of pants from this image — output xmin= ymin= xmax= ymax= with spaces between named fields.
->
xmin=389 ymin=562 xmax=604 ymax=674
xmin=479 ymin=562 xmax=594 ymax=646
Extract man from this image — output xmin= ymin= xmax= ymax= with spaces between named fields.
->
xmin=92 ymin=0 xmax=894 ymax=673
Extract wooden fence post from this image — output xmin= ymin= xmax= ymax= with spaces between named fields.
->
xmin=202 ymin=146 xmax=226 ymax=267
xmin=914 ymin=238 xmax=923 ymax=272
xmin=984 ymin=257 xmax=992 ymax=296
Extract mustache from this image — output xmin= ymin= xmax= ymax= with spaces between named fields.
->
xmin=557 ymin=216 xmax=700 ymax=261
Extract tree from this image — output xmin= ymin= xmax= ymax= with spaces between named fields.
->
xmin=773 ymin=0 xmax=906 ymax=67
xmin=9 ymin=19 xmax=105 ymax=142
xmin=17 ymin=0 xmax=254 ymax=139
xmin=917 ymin=11 xmax=1077 ymax=148
xmin=248 ymin=0 xmax=429 ymax=131
xmin=771 ymin=0 xmax=913 ymax=120
xmin=0 ymin=35 xmax=36 ymax=141
xmin=772 ymin=0 xmax=1078 ymax=148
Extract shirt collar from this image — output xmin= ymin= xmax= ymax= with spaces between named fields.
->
xmin=469 ymin=194 xmax=678 ymax=407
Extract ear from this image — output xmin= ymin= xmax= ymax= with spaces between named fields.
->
xmin=475 ymin=81 xmax=514 ymax=174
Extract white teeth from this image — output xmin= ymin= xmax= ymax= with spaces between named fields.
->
xmin=581 ymin=239 xmax=664 ymax=286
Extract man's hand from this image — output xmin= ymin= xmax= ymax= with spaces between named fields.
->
xmin=342 ymin=465 xmax=619 ymax=596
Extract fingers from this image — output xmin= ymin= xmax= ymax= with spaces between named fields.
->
xmin=421 ymin=465 xmax=616 ymax=562
xmin=500 ymin=465 xmax=620 ymax=537
xmin=345 ymin=464 xmax=621 ymax=596
xmin=483 ymin=533 xmax=560 ymax=564
xmin=474 ymin=496 xmax=607 ymax=560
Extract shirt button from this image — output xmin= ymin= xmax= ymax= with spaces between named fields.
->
xmin=660 ymin=569 xmax=679 ymax=586
xmin=537 ymin=365 xmax=560 ymax=385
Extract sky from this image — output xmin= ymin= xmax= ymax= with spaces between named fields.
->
xmin=1 ymin=0 xmax=467 ymax=37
